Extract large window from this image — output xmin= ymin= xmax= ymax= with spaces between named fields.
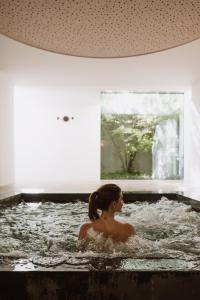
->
xmin=101 ymin=91 xmax=184 ymax=180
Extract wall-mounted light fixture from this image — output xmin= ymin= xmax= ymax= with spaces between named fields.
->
xmin=57 ymin=116 xmax=74 ymax=122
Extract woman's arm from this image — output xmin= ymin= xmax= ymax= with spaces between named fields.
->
xmin=78 ymin=223 xmax=92 ymax=240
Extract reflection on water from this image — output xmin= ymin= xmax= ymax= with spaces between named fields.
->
xmin=1 ymin=197 xmax=200 ymax=270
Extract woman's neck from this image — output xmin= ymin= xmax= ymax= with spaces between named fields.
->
xmin=101 ymin=209 xmax=115 ymax=219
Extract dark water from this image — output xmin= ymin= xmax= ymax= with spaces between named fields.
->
xmin=1 ymin=197 xmax=200 ymax=271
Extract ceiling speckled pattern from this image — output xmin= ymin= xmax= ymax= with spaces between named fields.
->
xmin=0 ymin=0 xmax=200 ymax=58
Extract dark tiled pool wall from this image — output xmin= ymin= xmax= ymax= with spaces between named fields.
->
xmin=21 ymin=192 xmax=90 ymax=203
xmin=21 ymin=192 xmax=178 ymax=203
xmin=123 ymin=192 xmax=178 ymax=202
xmin=0 ymin=193 xmax=21 ymax=208
xmin=0 ymin=192 xmax=179 ymax=206
xmin=21 ymin=192 xmax=200 ymax=211
xmin=1 ymin=192 xmax=200 ymax=211
xmin=1 ymin=192 xmax=200 ymax=212
xmin=0 ymin=271 xmax=200 ymax=300
xmin=176 ymin=194 xmax=200 ymax=212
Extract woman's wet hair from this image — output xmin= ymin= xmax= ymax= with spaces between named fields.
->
xmin=88 ymin=184 xmax=121 ymax=221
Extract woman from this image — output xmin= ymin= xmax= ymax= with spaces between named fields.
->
xmin=78 ymin=184 xmax=135 ymax=242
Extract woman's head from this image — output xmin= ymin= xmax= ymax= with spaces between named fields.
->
xmin=88 ymin=184 xmax=123 ymax=221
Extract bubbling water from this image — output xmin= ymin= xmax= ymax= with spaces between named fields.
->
xmin=0 ymin=197 xmax=200 ymax=269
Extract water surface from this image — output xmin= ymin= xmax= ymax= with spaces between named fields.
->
xmin=0 ymin=197 xmax=200 ymax=270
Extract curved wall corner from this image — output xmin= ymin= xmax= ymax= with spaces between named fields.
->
xmin=0 ymin=74 xmax=14 ymax=188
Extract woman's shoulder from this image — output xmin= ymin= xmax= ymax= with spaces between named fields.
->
xmin=114 ymin=219 xmax=134 ymax=229
xmin=112 ymin=219 xmax=135 ymax=238
xmin=115 ymin=219 xmax=135 ymax=234
xmin=78 ymin=222 xmax=92 ymax=239
xmin=123 ymin=223 xmax=136 ymax=235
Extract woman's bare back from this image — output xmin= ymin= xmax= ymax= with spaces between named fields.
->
xmin=79 ymin=217 xmax=135 ymax=242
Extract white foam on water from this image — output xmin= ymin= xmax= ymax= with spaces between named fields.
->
xmin=1 ymin=197 xmax=200 ymax=268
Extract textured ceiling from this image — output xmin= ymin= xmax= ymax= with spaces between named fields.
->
xmin=0 ymin=0 xmax=200 ymax=58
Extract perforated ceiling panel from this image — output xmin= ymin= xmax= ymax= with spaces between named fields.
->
xmin=0 ymin=0 xmax=200 ymax=58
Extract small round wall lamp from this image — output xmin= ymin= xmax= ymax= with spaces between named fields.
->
xmin=57 ymin=116 xmax=74 ymax=122
xmin=63 ymin=116 xmax=70 ymax=122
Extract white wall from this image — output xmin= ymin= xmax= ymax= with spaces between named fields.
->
xmin=185 ymin=78 xmax=200 ymax=190
xmin=14 ymin=86 xmax=100 ymax=191
xmin=14 ymin=86 xmax=188 ymax=192
xmin=2 ymin=34 xmax=200 ymax=192
xmin=1 ymin=34 xmax=200 ymax=88
xmin=0 ymin=73 xmax=14 ymax=187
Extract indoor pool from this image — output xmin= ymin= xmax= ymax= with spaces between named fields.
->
xmin=1 ymin=195 xmax=200 ymax=272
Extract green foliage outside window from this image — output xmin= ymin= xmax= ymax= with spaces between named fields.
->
xmin=101 ymin=113 xmax=180 ymax=179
